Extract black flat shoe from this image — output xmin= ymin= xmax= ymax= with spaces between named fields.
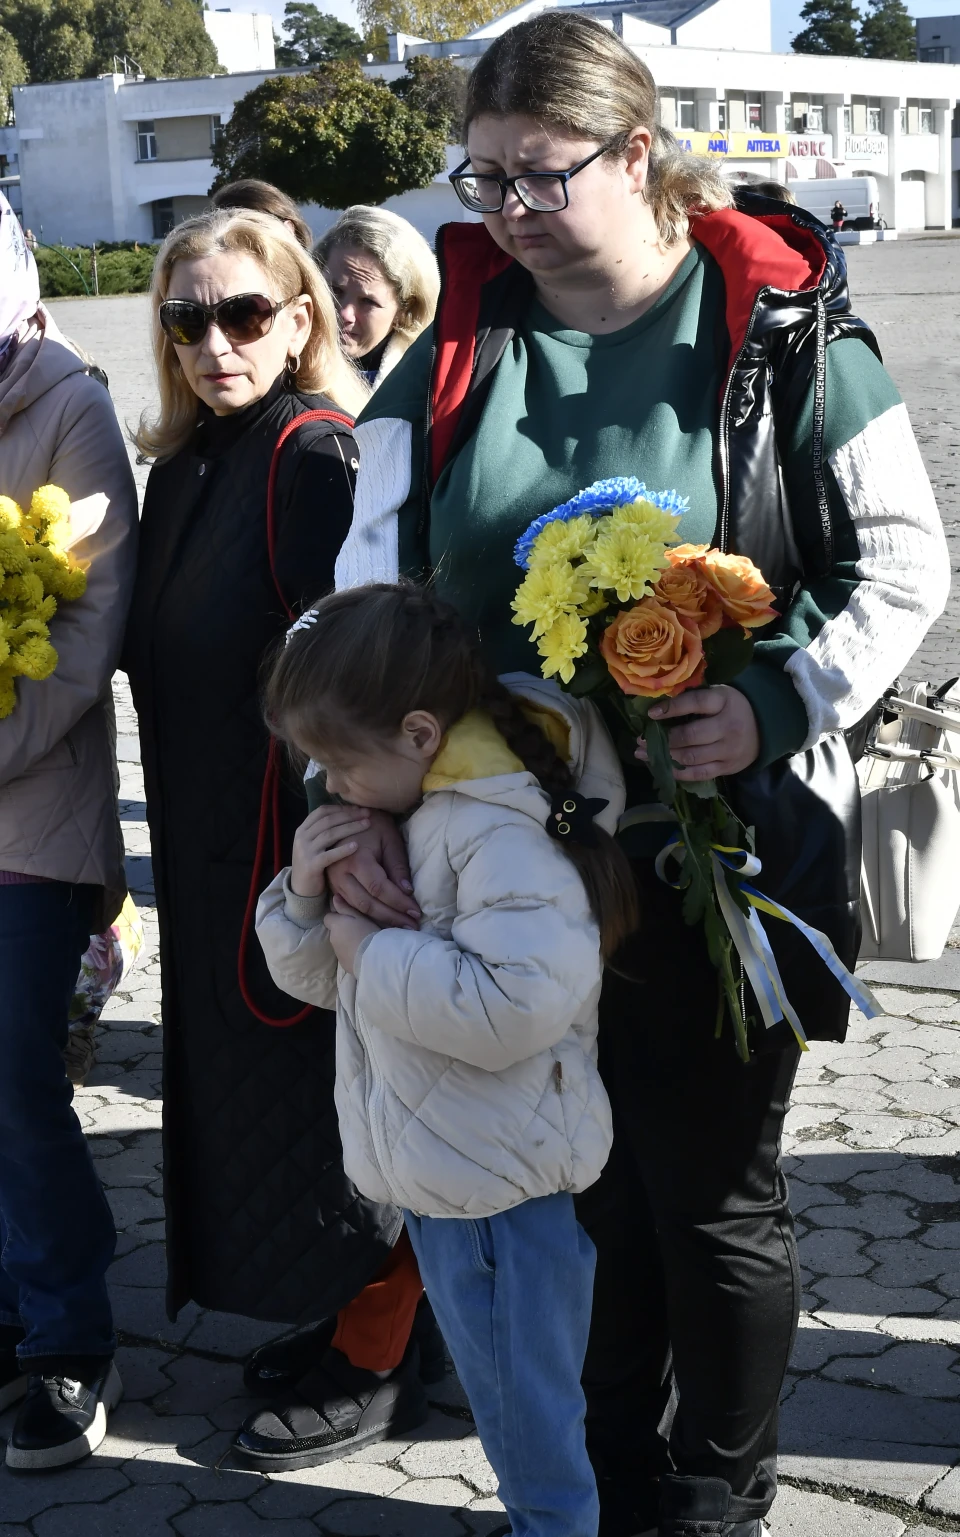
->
xmin=5 ymin=1362 xmax=123 ymax=1470
xmin=242 ymin=1297 xmax=447 ymax=1395
xmin=243 ymin=1317 xmax=336 ymax=1395
xmin=232 ymin=1341 xmax=428 ymax=1471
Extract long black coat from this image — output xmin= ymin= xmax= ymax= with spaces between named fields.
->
xmin=124 ymin=382 xmax=402 ymax=1324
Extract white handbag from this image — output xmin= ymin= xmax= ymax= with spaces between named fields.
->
xmin=857 ymin=679 xmax=960 ymax=962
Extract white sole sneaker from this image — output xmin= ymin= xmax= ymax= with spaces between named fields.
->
xmin=5 ymin=1363 xmax=123 ymax=1471
xmin=0 ymin=1374 xmax=28 ymax=1413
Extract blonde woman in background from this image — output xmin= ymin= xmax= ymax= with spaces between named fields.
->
xmin=124 ymin=209 xmax=443 ymax=1469
xmin=315 ymin=205 xmax=439 ymax=389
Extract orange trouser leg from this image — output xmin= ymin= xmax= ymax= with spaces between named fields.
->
xmin=331 ymin=1228 xmax=424 ymax=1372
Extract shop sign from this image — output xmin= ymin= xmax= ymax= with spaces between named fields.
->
xmin=844 ymin=134 xmax=886 ymax=160
xmin=788 ymin=134 xmax=832 ymax=160
xmin=675 ymin=131 xmax=787 ymax=159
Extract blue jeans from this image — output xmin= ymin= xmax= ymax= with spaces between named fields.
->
xmin=405 ymin=1193 xmax=599 ymax=1537
xmin=0 ymin=882 xmax=116 ymax=1372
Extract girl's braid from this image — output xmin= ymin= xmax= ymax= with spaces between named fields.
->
xmin=475 ymin=675 xmax=574 ymax=800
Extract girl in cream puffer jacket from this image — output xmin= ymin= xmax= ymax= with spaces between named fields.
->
xmin=257 ymin=584 xmax=638 ymax=1537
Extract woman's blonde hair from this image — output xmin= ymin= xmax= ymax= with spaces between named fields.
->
xmin=135 ymin=208 xmax=369 ymax=462
xmin=314 ymin=205 xmax=440 ymax=348
xmin=462 ymin=11 xmax=733 ymax=248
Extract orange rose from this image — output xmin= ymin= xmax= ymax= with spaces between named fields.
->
xmin=652 ymin=561 xmax=724 ymax=639
xmin=600 ymin=597 xmax=706 ymax=699
xmin=699 ymin=550 xmax=777 ymax=629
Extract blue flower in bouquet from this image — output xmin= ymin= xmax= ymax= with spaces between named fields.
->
xmin=514 ymin=478 xmax=690 ymax=570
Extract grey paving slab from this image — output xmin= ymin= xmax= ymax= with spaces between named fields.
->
xmin=771 ymin=1483 xmax=905 ymax=1536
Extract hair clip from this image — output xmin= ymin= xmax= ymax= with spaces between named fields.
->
xmin=285 ymin=608 xmax=319 ymax=645
xmin=547 ymin=791 xmax=609 ymax=849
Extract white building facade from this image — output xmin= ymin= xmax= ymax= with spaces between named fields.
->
xmin=7 ymin=0 xmax=960 ymax=247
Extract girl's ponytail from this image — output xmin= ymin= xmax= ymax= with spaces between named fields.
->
xmin=475 ymin=676 xmax=639 ymax=959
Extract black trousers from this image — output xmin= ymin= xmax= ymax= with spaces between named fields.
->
xmin=576 ymin=861 xmax=801 ymax=1530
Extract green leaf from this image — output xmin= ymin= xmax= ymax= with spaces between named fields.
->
xmin=622 ymin=695 xmax=654 ymax=732
xmin=685 ymin=777 xmax=718 ymax=800
xmin=643 ymin=718 xmax=678 ymax=807
xmin=703 ymin=627 xmax=754 ymax=686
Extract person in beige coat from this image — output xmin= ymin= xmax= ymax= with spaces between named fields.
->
xmin=0 ymin=194 xmax=138 ymax=1470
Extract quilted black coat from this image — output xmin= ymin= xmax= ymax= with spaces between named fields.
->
xmin=124 ymin=381 xmax=402 ymax=1324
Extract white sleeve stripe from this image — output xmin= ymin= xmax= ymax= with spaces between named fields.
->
xmin=334 ymin=416 xmax=410 ymax=591
xmin=784 ymin=402 xmax=951 ymax=748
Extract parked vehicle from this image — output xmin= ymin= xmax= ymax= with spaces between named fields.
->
xmin=790 ymin=176 xmax=882 ymax=230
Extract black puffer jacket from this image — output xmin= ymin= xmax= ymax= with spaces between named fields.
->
xmin=124 ymin=382 xmax=402 ymax=1324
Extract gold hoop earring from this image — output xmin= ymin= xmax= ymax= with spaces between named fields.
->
xmin=286 ymin=354 xmax=301 ymax=375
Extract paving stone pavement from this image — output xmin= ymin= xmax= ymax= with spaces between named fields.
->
xmin=2 ymin=243 xmax=954 ymax=1534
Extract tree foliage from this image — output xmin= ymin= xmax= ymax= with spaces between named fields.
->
xmin=356 ymin=0 xmax=513 ymax=44
xmin=274 ymin=2 xmax=363 ymax=66
xmin=0 ymin=24 xmax=26 ymax=124
xmin=792 ymin=0 xmax=863 ymax=54
xmin=0 ymin=0 xmax=220 ymax=82
xmin=210 ymin=58 xmax=449 ymax=209
xmin=859 ymin=0 xmax=915 ymax=59
xmin=390 ymin=54 xmax=465 ymax=137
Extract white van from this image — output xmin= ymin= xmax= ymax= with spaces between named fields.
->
xmin=789 ymin=176 xmax=882 ymax=230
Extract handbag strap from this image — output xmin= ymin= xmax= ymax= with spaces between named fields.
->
xmin=239 ymin=407 xmax=356 ymax=1028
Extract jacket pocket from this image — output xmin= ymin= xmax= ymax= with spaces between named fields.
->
xmin=19 ymin=734 xmax=79 ymax=776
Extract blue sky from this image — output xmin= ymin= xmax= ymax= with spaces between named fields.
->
xmin=246 ymin=0 xmax=960 ymax=52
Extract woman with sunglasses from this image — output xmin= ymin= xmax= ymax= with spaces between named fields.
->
xmin=330 ymin=14 xmax=949 ymax=1537
xmin=124 ymin=210 xmax=437 ymax=1462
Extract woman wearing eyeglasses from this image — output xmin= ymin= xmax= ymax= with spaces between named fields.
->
xmin=329 ymin=14 xmax=949 ymax=1537
xmin=124 ymin=210 xmax=437 ymax=1462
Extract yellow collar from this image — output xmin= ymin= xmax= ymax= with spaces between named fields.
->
xmin=422 ymin=705 xmax=571 ymax=792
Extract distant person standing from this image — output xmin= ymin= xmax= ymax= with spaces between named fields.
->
xmin=832 ymin=198 xmax=848 ymax=230
xmin=0 ymin=192 xmax=137 ymax=1469
xmin=315 ymin=206 xmax=439 ymax=389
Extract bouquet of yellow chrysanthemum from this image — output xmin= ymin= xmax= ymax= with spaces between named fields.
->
xmin=512 ymin=478 xmax=879 ymax=1059
xmin=0 ymin=485 xmax=87 ymax=719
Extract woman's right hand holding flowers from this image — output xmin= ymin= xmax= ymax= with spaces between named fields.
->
xmin=290 ymin=806 xmax=373 ymax=899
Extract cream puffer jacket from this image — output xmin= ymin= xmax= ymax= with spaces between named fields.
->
xmin=256 ymin=676 xmax=625 ymax=1219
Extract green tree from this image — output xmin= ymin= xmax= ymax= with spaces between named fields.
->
xmin=859 ymin=0 xmax=915 ymax=59
xmin=89 ymin=0 xmax=221 ymax=77
xmin=210 ymin=58 xmax=448 ymax=208
xmin=792 ymin=0 xmax=863 ymax=54
xmin=274 ymin=2 xmax=363 ymax=65
xmin=0 ymin=0 xmax=219 ymax=82
xmin=0 ymin=0 xmax=95 ymax=83
xmin=389 ymin=55 xmax=464 ymax=137
xmin=356 ymin=0 xmax=513 ymax=44
xmin=0 ymin=24 xmax=27 ymax=124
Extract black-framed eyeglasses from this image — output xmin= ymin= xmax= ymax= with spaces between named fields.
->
xmin=449 ymin=138 xmax=620 ymax=215
xmin=158 ymin=292 xmax=296 ymax=347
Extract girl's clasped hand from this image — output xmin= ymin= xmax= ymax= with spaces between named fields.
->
xmin=290 ymin=805 xmax=382 ymax=974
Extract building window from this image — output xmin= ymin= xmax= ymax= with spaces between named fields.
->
xmin=807 ymin=101 xmax=824 ymax=131
xmin=152 ymin=198 xmax=175 ymax=239
xmin=137 ymin=121 xmax=157 ymax=161
xmin=867 ymin=99 xmax=882 ymax=133
xmin=900 ymin=106 xmax=907 ymax=133
xmin=843 ymin=105 xmax=852 ymax=134
xmin=920 ymin=100 xmax=934 ymax=134
xmin=920 ymin=45 xmax=949 ymax=62
xmin=210 ymin=114 xmax=224 ymax=150
xmin=717 ymin=101 xmax=727 ymax=131
xmin=953 ymin=106 xmax=960 ymax=139
xmin=678 ymin=96 xmax=696 ymax=130
xmin=747 ymin=101 xmax=763 ymax=129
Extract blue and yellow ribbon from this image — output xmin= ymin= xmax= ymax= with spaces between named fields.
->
xmin=655 ymin=837 xmax=883 ymax=1051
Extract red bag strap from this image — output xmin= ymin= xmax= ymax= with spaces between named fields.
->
xmin=239 ymin=407 xmax=355 ymax=1028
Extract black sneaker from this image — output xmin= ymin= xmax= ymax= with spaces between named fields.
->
xmin=0 ymin=1331 xmax=26 ymax=1414
xmin=5 ymin=1363 xmax=123 ymax=1470
xmin=232 ymin=1341 xmax=428 ymax=1471
xmin=242 ymin=1298 xmax=447 ymax=1396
